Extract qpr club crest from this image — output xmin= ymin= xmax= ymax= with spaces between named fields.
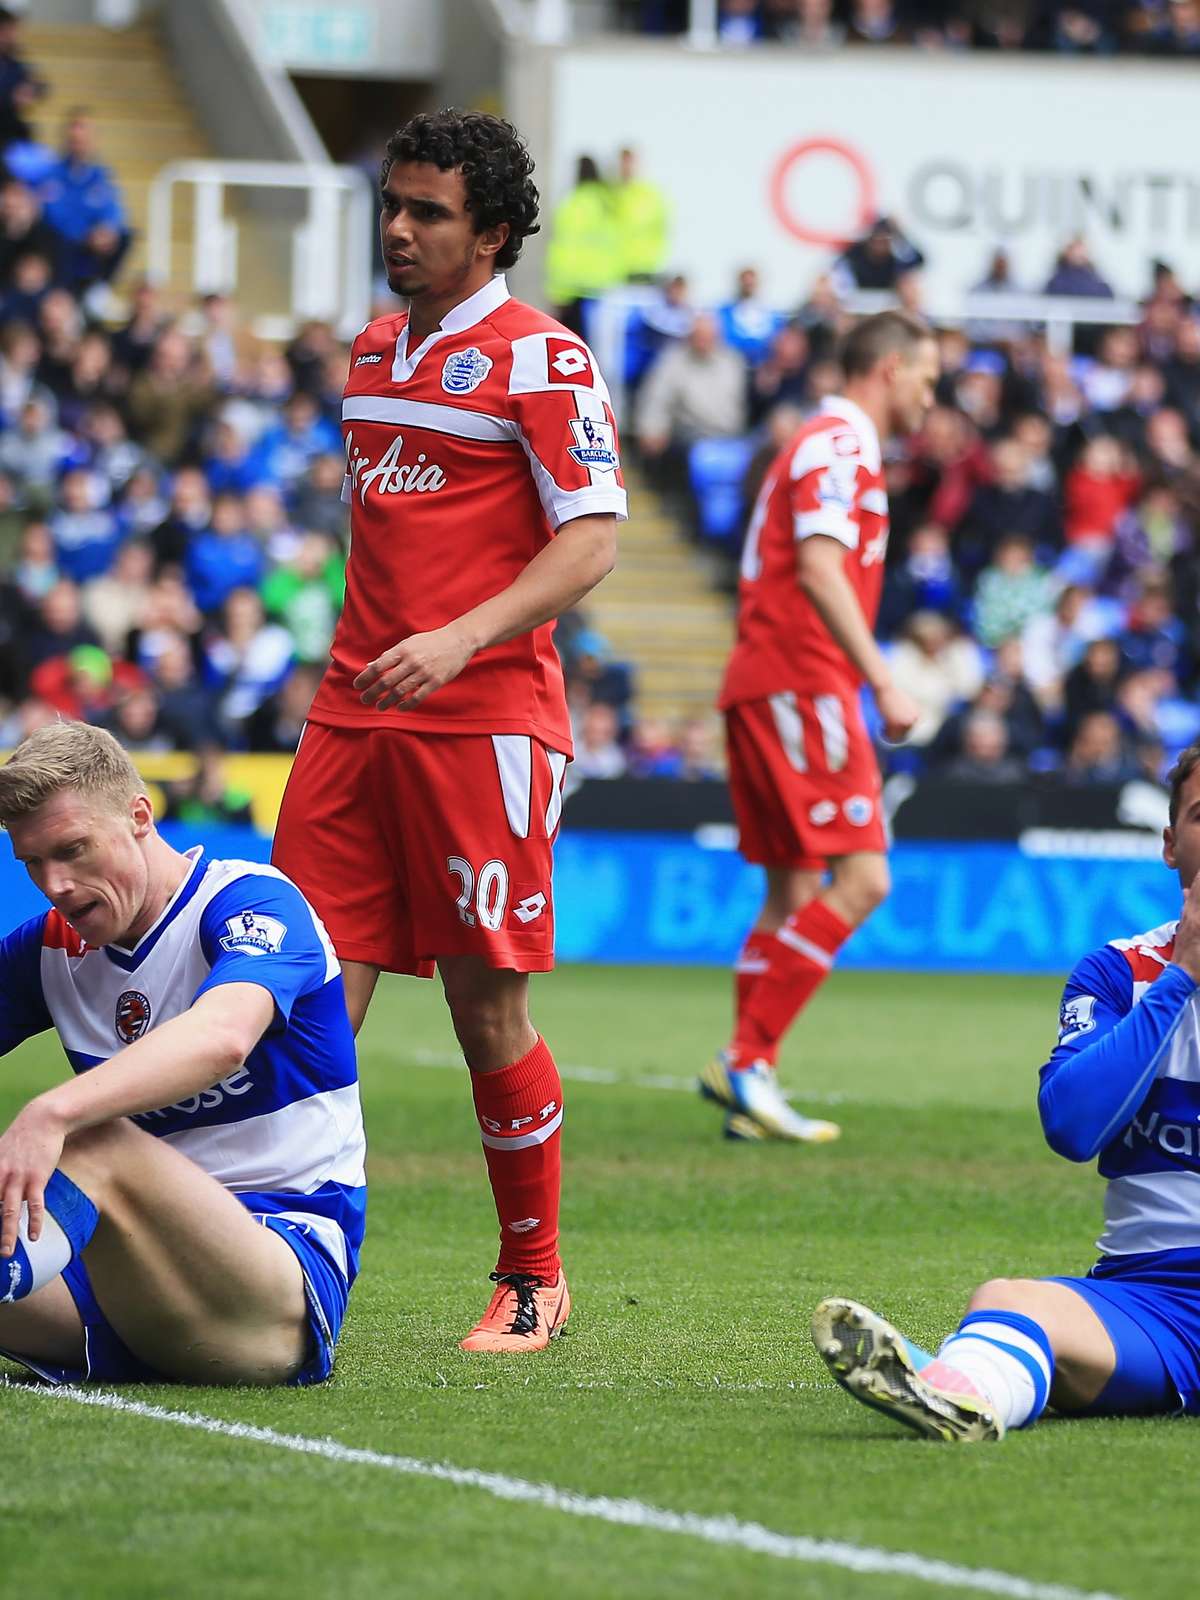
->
xmin=115 ymin=989 xmax=152 ymax=1044
xmin=566 ymin=416 xmax=619 ymax=472
xmin=441 ymin=346 xmax=493 ymax=395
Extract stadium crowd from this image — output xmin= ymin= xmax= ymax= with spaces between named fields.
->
xmin=626 ymin=0 xmax=1200 ymax=54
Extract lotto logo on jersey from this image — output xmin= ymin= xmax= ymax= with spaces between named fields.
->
xmin=566 ymin=417 xmax=618 ymax=473
xmin=115 ymin=988 xmax=152 ymax=1043
xmin=546 ymin=340 xmax=592 ymax=382
xmin=220 ymin=911 xmax=287 ymax=956
xmin=441 ymin=346 xmax=493 ymax=394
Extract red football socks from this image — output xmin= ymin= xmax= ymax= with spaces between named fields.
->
xmin=470 ymin=1034 xmax=563 ymax=1280
xmin=734 ymin=928 xmax=776 ymax=1022
xmin=731 ymin=898 xmax=853 ymax=1066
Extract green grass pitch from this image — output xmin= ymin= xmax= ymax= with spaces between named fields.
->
xmin=0 ymin=966 xmax=1189 ymax=1599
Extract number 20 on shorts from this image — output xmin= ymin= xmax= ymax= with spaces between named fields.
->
xmin=447 ymin=856 xmax=510 ymax=930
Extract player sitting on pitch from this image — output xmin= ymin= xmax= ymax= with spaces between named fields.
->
xmin=0 ymin=722 xmax=363 ymax=1387
xmin=812 ymin=738 xmax=1200 ymax=1441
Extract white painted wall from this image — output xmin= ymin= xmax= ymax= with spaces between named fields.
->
xmin=533 ymin=45 xmax=1200 ymax=310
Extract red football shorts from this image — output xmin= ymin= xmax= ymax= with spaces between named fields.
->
xmin=724 ymin=690 xmax=886 ymax=869
xmin=272 ymin=722 xmax=569 ymax=975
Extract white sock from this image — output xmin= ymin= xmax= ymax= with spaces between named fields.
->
xmin=934 ymin=1313 xmax=1054 ymax=1430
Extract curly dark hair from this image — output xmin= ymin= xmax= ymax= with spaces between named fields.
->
xmin=382 ymin=109 xmax=540 ymax=273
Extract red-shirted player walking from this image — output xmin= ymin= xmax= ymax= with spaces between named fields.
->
xmin=273 ymin=111 xmax=626 ymax=1348
xmin=700 ymin=312 xmax=937 ymax=1141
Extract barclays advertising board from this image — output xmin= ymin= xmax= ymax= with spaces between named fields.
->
xmin=0 ymin=826 xmax=1177 ymax=975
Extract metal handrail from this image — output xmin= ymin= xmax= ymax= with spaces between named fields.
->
xmin=147 ymin=159 xmax=374 ymax=339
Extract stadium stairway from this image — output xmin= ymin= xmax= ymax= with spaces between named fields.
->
xmin=590 ymin=462 xmax=735 ymax=727
xmin=25 ymin=21 xmax=226 ymax=303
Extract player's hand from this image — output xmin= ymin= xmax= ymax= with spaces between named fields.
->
xmin=0 ymin=1098 xmax=66 ymax=1258
xmin=874 ymin=682 xmax=921 ymax=746
xmin=1172 ymin=873 xmax=1200 ymax=984
xmin=354 ymin=623 xmax=477 ymax=711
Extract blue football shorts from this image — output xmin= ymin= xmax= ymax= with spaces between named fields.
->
xmin=0 ymin=1208 xmax=349 ymax=1388
xmin=1047 ymin=1248 xmax=1200 ymax=1416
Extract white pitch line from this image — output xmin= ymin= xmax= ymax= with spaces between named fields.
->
xmin=404 ymin=1047 xmax=847 ymax=1106
xmin=23 ymin=1385 xmax=1120 ymax=1600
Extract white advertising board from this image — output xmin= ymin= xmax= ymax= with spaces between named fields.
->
xmin=548 ymin=47 xmax=1200 ymax=311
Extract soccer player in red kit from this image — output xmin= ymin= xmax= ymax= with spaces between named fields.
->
xmin=273 ymin=111 xmax=626 ymax=1349
xmin=700 ymin=311 xmax=937 ymax=1142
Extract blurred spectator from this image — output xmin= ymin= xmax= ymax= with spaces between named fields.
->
xmin=719 ymin=266 xmax=783 ymax=366
xmin=149 ymin=466 xmax=212 ymax=573
xmin=748 ymin=322 xmax=810 ymax=425
xmin=49 ymin=466 xmax=122 ymax=583
xmin=0 ymin=318 xmax=51 ymax=422
xmin=878 ymin=523 xmax=965 ymax=635
xmin=0 ymin=394 xmax=74 ymax=505
xmin=959 ymin=435 xmax=1061 ymax=568
xmin=675 ymin=715 xmax=724 ymax=780
xmin=291 ymin=452 xmax=349 ymax=543
xmin=1118 ymin=574 xmax=1191 ymax=682
xmin=1021 ymin=583 xmax=1110 ymax=704
xmin=718 ymin=0 xmax=766 ymax=42
xmin=23 ymin=578 xmax=100 ymax=671
xmin=627 ymin=717 xmax=681 ymax=777
xmin=1062 ymin=434 xmax=1140 ymax=548
xmin=246 ymin=388 xmax=340 ymax=494
xmin=573 ymin=701 xmax=627 ymax=779
xmin=36 ymin=110 xmax=131 ymax=297
xmin=185 ymin=491 xmax=264 ymax=616
xmin=1063 ymin=635 xmax=1124 ymax=738
xmin=1061 ymin=710 xmax=1139 ymax=783
xmin=972 ymin=533 xmax=1055 ymax=647
xmin=203 ymin=587 xmax=293 ymax=732
xmin=78 ymin=402 xmax=149 ymax=500
xmin=149 ymin=631 xmax=222 ymax=748
xmin=246 ymin=661 xmax=322 ymax=753
xmin=201 ymin=415 xmax=255 ymax=496
xmin=82 ymin=537 xmax=153 ymax=656
xmin=1043 ymin=236 xmax=1113 ymax=297
xmin=261 ymin=531 xmax=344 ymax=663
xmin=126 ymin=329 xmax=216 ymax=465
xmin=8 ymin=517 xmax=57 ymax=606
xmin=544 ymin=155 xmax=623 ymax=336
xmin=0 ymin=8 xmax=46 ymax=150
xmin=832 ymin=216 xmax=925 ymax=294
xmin=160 ymin=747 xmax=254 ymax=826
xmin=938 ymin=709 xmax=1028 ymax=783
xmin=637 ymin=313 xmax=748 ymax=499
xmin=110 ymin=278 xmax=170 ymax=380
xmin=562 ymin=626 xmax=635 ymax=720
xmin=888 ymin=611 xmax=986 ymax=747
xmin=104 ymin=682 xmax=172 ymax=752
xmin=0 ymin=179 xmax=60 ymax=287
xmin=612 ymin=146 xmax=670 ymax=283
xmin=119 ymin=463 xmax=169 ymax=538
xmin=286 ymin=318 xmax=340 ymax=398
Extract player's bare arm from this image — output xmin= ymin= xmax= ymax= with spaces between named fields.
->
xmin=355 ymin=512 xmax=617 ymax=711
xmin=0 ymin=983 xmax=274 ymax=1255
xmin=795 ymin=533 xmax=919 ymax=742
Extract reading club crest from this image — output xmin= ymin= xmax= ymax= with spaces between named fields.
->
xmin=441 ymin=346 xmax=493 ymax=395
xmin=115 ymin=989 xmax=152 ymax=1044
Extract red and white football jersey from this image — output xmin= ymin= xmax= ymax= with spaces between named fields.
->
xmin=719 ymin=396 xmax=889 ymax=707
xmin=308 ymin=275 xmax=627 ymax=754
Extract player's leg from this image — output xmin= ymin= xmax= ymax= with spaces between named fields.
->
xmin=734 ymin=866 xmax=823 ymax=1028
xmin=389 ymin=729 xmax=570 ymax=1352
xmin=0 ymin=1276 xmax=85 ymax=1372
xmin=273 ymin=724 xmax=437 ymax=1018
xmin=340 ymin=960 xmax=382 ymax=1036
xmin=812 ymin=1275 xmax=1176 ymax=1442
xmin=0 ymin=1118 xmax=313 ymax=1385
xmin=439 ymin=956 xmax=569 ymax=1353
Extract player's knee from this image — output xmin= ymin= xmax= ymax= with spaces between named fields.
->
xmin=834 ymin=858 xmax=891 ymax=922
xmin=967 ymin=1277 xmax=1040 ymax=1314
xmin=58 ymin=1119 xmax=137 ymax=1203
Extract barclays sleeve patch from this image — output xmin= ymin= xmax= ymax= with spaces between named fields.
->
xmin=1057 ymin=993 xmax=1097 ymax=1045
xmin=220 ymin=911 xmax=288 ymax=956
xmin=567 ymin=416 xmax=619 ymax=472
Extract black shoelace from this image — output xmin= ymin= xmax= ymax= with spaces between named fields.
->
xmin=490 ymin=1271 xmax=541 ymax=1336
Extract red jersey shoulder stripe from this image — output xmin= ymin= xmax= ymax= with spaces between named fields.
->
xmin=42 ymin=909 xmax=85 ymax=957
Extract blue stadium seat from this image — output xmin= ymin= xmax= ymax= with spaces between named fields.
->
xmin=688 ymin=436 xmax=756 ymax=548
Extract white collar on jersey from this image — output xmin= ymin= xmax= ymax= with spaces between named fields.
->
xmin=392 ymin=274 xmax=510 ymax=384
xmin=820 ymin=394 xmax=882 ymax=473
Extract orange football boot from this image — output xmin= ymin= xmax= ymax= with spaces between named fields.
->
xmin=459 ymin=1270 xmax=571 ymax=1352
